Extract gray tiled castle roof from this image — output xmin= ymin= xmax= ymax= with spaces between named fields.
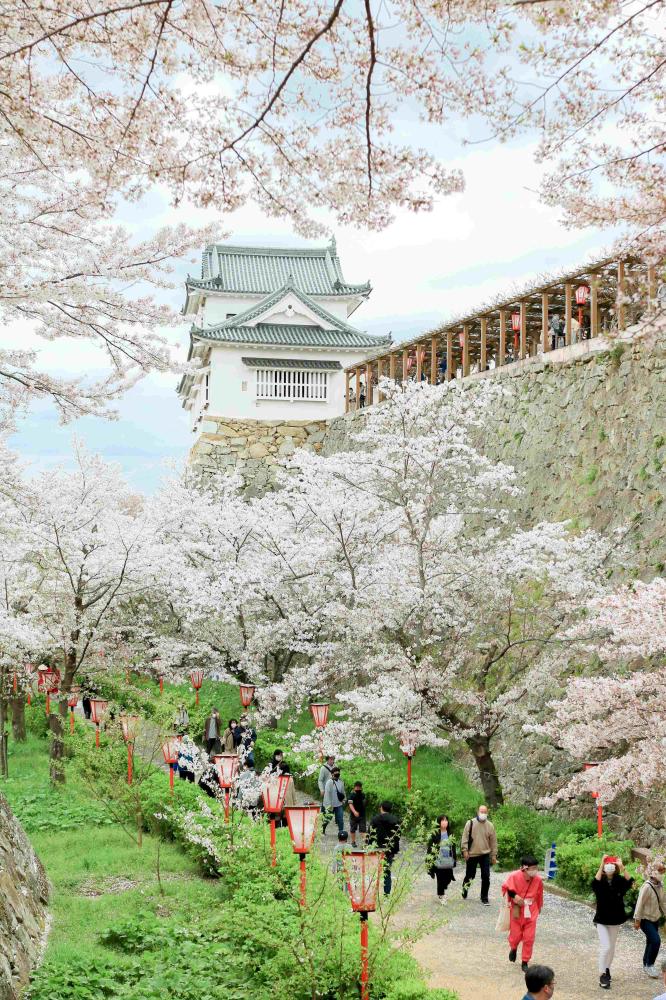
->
xmin=194 ymin=323 xmax=390 ymax=349
xmin=241 ymin=357 xmax=342 ymax=370
xmin=191 ymin=239 xmax=371 ymax=297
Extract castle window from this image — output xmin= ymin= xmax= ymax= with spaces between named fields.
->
xmin=255 ymin=367 xmax=328 ymax=401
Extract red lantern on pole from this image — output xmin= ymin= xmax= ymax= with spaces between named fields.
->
xmin=25 ymin=662 xmax=36 ymax=705
xmin=575 ymin=284 xmax=590 ymax=332
xmin=120 ymin=715 xmax=139 ymax=785
xmin=262 ymin=773 xmax=293 ymax=867
xmin=67 ymin=688 xmax=80 ymax=734
xmin=511 ymin=311 xmax=521 ymax=353
xmin=213 ymin=753 xmax=239 ymax=822
xmin=12 ymin=670 xmax=17 ymax=694
xmin=309 ymin=702 xmax=330 ymax=761
xmin=400 ymin=733 xmax=418 ymax=790
xmin=285 ymin=805 xmax=320 ymax=907
xmin=584 ymin=762 xmax=603 ymax=837
xmin=342 ymin=850 xmax=385 ymax=1000
xmin=38 ymin=668 xmax=60 ymax=716
xmin=162 ymin=736 xmax=181 ymax=793
xmin=239 ymin=684 xmax=256 ymax=708
xmin=190 ymin=669 xmax=204 ymax=706
xmin=89 ymin=699 xmax=109 ymax=748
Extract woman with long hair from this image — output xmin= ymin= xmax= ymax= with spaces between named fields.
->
xmin=426 ymin=815 xmax=457 ymax=904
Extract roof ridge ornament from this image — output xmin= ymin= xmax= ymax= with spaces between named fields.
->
xmin=329 ymin=234 xmax=337 ymax=254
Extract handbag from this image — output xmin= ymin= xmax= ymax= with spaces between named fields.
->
xmin=495 ymin=898 xmax=510 ymax=933
xmin=336 ymin=782 xmax=345 ymax=804
xmin=648 ymin=882 xmax=666 ymax=927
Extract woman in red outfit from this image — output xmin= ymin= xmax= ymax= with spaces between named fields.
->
xmin=502 ymin=854 xmax=544 ymax=972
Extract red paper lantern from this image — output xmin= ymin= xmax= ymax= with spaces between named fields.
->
xmin=162 ymin=736 xmax=181 ymax=765
xmin=190 ymin=669 xmax=204 ymax=689
xmin=285 ymin=805 xmax=319 ymax=855
xmin=511 ymin=311 xmax=521 ymax=333
xmin=261 ymin=773 xmax=292 ymax=814
xmin=67 ymin=689 xmax=80 ymax=710
xmin=239 ymin=684 xmax=256 ymax=708
xmin=343 ymin=850 xmax=384 ymax=913
xmin=37 ymin=668 xmax=60 ymax=693
xmin=575 ymin=284 xmax=590 ymax=306
xmin=309 ymin=703 xmax=329 ymax=729
xmin=400 ymin=733 xmax=418 ymax=758
xmin=213 ymin=753 xmax=239 ymax=789
xmin=89 ymin=699 xmax=109 ymax=725
xmin=120 ymin=714 xmax=139 ymax=744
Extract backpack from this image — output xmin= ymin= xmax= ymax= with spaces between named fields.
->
xmin=464 ymin=819 xmax=475 ymax=853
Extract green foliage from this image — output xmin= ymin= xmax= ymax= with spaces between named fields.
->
xmin=25 ymin=700 xmax=49 ymax=739
xmin=554 ymin=833 xmax=638 ymax=903
xmin=5 ymin=787 xmax=114 ymax=834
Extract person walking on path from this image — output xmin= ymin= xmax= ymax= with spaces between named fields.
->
xmin=322 ymin=767 xmax=346 ymax=835
xmin=634 ymin=862 xmax=666 ymax=978
xmin=502 ymin=855 xmax=545 ymax=972
xmin=522 ymin=965 xmax=556 ymax=1000
xmin=368 ymin=801 xmax=400 ymax=896
xmin=348 ymin=780 xmax=367 ymax=846
xmin=331 ymin=830 xmax=350 ymax=893
xmin=267 ymin=749 xmax=285 ymax=775
xmin=461 ymin=804 xmax=497 ymax=904
xmin=238 ymin=715 xmax=256 ymax=766
xmin=318 ymin=755 xmax=336 ymax=809
xmin=175 ymin=703 xmax=189 ymax=732
xmin=426 ymin=815 xmax=457 ymax=904
xmin=592 ymin=854 xmax=633 ymax=990
xmin=221 ymin=718 xmax=239 ymax=753
xmin=203 ymin=707 xmax=222 ymax=754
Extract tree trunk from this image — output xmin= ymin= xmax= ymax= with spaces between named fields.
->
xmin=49 ymin=649 xmax=77 ymax=785
xmin=11 ymin=697 xmax=26 ymax=742
xmin=466 ymin=735 xmax=504 ymax=807
xmin=0 ymin=694 xmax=7 ymax=778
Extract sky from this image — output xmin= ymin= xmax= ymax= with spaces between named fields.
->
xmin=5 ymin=134 xmax=614 ymax=494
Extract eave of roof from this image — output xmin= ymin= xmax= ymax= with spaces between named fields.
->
xmin=192 ymin=323 xmax=391 ymax=350
xmin=241 ymin=357 xmax=342 ymax=370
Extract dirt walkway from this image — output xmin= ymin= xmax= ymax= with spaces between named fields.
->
xmin=393 ymin=867 xmax=657 ymax=1000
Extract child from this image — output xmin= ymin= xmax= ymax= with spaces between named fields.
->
xmin=331 ymin=830 xmax=350 ymax=893
xmin=348 ymin=781 xmax=367 ymax=846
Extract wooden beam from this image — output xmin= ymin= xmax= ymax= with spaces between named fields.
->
xmin=402 ymin=347 xmax=409 ymax=383
xmin=416 ymin=343 xmax=423 ymax=383
xmin=462 ymin=325 xmax=470 ymax=377
xmin=430 ymin=335 xmax=438 ymax=384
xmin=446 ymin=330 xmax=453 ymax=381
xmin=617 ymin=261 xmax=626 ymax=331
xmin=542 ymin=292 xmax=550 ymax=353
xmin=389 ymin=352 xmax=396 ymax=382
xmin=377 ymin=356 xmax=384 ymax=402
xmin=590 ymin=277 xmax=599 ymax=338
xmin=498 ymin=311 xmax=506 ymax=367
xmin=480 ymin=318 xmax=487 ymax=371
xmin=366 ymin=362 xmax=373 ymax=407
xmin=355 ymin=368 xmax=361 ymax=411
xmin=564 ymin=284 xmax=572 ymax=345
xmin=345 ymin=371 xmax=350 ymax=413
xmin=520 ymin=302 xmax=527 ymax=360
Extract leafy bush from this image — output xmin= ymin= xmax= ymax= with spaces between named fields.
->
xmin=25 ymin=700 xmax=49 ymax=739
xmin=7 ymin=787 xmax=114 ymax=834
xmin=555 ymin=834 xmax=638 ymax=901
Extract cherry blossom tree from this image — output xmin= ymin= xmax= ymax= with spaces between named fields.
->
xmin=0 ymin=442 xmax=162 ymax=778
xmin=533 ymin=577 xmax=666 ymax=807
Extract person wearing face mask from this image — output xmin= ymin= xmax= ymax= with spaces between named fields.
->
xmin=461 ymin=804 xmax=497 ymax=904
xmin=592 ymin=854 xmax=633 ymax=989
xmin=502 ymin=854 xmax=544 ymax=972
xmin=522 ymin=964 xmax=555 ymax=1000
xmin=634 ymin=862 xmax=666 ymax=979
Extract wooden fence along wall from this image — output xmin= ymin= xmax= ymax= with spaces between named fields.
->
xmin=344 ymin=257 xmax=660 ymax=412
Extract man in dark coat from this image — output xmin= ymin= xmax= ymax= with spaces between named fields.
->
xmin=368 ymin=801 xmax=400 ymax=895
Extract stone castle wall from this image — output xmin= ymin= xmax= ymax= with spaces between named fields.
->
xmin=190 ymin=415 xmax=328 ymax=494
xmin=0 ymin=793 xmax=49 ymax=999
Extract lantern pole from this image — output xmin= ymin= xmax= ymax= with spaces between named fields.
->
xmin=95 ymin=723 xmax=100 ymax=748
xmin=127 ymin=744 xmax=133 ymax=785
xmin=270 ymin=815 xmax=277 ymax=867
xmin=45 ymin=693 xmax=50 ymax=717
xmin=70 ymin=707 xmax=75 ymax=734
xmin=597 ymin=801 xmax=603 ymax=838
xmin=224 ymin=788 xmax=230 ymax=823
xmin=406 ymin=755 xmax=412 ymax=790
xmin=360 ymin=913 xmax=370 ymax=1000
xmin=298 ymin=853 xmax=306 ymax=907
xmin=159 ymin=676 xmax=164 ymax=695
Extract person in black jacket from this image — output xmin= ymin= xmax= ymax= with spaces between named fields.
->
xmin=426 ymin=815 xmax=457 ymax=904
xmin=368 ymin=801 xmax=400 ymax=895
xmin=592 ymin=854 xmax=633 ymax=990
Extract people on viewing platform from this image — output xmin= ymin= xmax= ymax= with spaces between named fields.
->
xmin=592 ymin=854 xmax=633 ymax=989
xmin=634 ymin=862 xmax=666 ymax=978
xmin=522 ymin=964 xmax=555 ymax=999
xmin=461 ymin=804 xmax=497 ymax=904
xmin=322 ymin=767 xmax=346 ymax=835
xmin=203 ymin=707 xmax=221 ymax=754
xmin=502 ymin=855 xmax=544 ymax=972
xmin=368 ymin=801 xmax=400 ymax=895
xmin=426 ymin=814 xmax=457 ymax=904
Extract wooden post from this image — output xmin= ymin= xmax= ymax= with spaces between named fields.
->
xmin=355 ymin=368 xmax=361 ymax=411
xmin=647 ymin=264 xmax=657 ymax=308
xmin=430 ymin=335 xmax=438 ymax=384
xmin=389 ymin=352 xmax=396 ymax=383
xmin=590 ymin=277 xmax=599 ymax=338
xmin=565 ymin=284 xmax=572 ymax=345
xmin=377 ymin=356 xmax=384 ymax=402
xmin=541 ymin=292 xmax=550 ymax=353
xmin=462 ymin=325 xmax=470 ymax=377
xmin=366 ymin=362 xmax=373 ymax=407
xmin=415 ymin=343 xmax=423 ymax=383
xmin=520 ymin=302 xmax=527 ymax=360
xmin=480 ymin=318 xmax=487 ymax=371
xmin=446 ymin=330 xmax=453 ymax=381
xmin=345 ymin=371 xmax=350 ymax=413
xmin=617 ymin=261 xmax=626 ymax=331
xmin=499 ymin=311 xmax=506 ymax=367
xmin=402 ymin=347 xmax=409 ymax=383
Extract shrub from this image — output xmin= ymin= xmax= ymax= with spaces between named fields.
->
xmin=554 ymin=834 xmax=637 ymax=899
